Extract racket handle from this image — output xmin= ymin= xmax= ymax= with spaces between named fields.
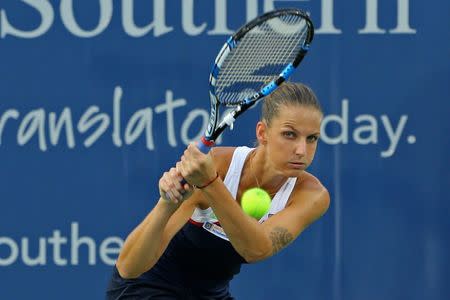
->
xmin=197 ymin=136 xmax=215 ymax=154
xmin=164 ymin=137 xmax=215 ymax=200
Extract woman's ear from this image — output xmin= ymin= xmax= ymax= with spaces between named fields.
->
xmin=256 ymin=121 xmax=268 ymax=145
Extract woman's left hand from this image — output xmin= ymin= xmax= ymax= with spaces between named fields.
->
xmin=177 ymin=143 xmax=217 ymax=188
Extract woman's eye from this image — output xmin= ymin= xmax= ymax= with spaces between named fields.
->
xmin=283 ymin=131 xmax=296 ymax=138
xmin=307 ymin=135 xmax=319 ymax=142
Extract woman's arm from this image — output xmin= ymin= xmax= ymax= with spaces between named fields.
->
xmin=115 ymin=198 xmax=195 ymax=278
xmin=200 ymin=176 xmax=330 ymax=263
xmin=116 ymin=168 xmax=198 ymax=279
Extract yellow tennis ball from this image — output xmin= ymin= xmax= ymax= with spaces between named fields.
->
xmin=241 ymin=187 xmax=271 ymax=219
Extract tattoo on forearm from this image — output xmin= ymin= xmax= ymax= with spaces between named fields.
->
xmin=270 ymin=227 xmax=293 ymax=254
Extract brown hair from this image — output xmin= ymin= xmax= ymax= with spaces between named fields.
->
xmin=261 ymin=82 xmax=322 ymax=126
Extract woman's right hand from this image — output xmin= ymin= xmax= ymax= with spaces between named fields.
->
xmin=158 ymin=166 xmax=194 ymax=204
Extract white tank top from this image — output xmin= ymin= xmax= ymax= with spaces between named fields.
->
xmin=190 ymin=146 xmax=297 ymax=238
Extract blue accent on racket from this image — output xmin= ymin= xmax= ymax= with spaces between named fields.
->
xmin=226 ymin=36 xmax=236 ymax=49
xmin=280 ymin=63 xmax=295 ymax=79
xmin=211 ymin=65 xmax=220 ymax=79
xmin=261 ymin=81 xmax=278 ymax=96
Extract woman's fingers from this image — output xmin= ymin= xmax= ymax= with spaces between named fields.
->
xmin=159 ymin=169 xmax=184 ymax=203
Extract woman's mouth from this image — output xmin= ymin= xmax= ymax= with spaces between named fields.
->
xmin=288 ymin=162 xmax=306 ymax=169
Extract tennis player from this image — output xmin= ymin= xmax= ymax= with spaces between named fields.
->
xmin=106 ymin=82 xmax=330 ymax=299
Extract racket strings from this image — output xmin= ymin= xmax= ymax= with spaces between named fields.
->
xmin=219 ymin=36 xmax=304 ymax=102
xmin=216 ymin=14 xmax=309 ymax=105
xmin=263 ymin=15 xmax=301 ymax=64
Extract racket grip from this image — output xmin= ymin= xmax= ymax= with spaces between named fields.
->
xmin=164 ymin=136 xmax=215 ymax=200
xmin=197 ymin=136 xmax=215 ymax=154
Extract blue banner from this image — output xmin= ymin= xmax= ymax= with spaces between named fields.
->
xmin=0 ymin=1 xmax=448 ymax=299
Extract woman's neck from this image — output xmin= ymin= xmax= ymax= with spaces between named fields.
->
xmin=248 ymin=147 xmax=287 ymax=195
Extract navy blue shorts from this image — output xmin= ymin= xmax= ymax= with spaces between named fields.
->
xmin=106 ymin=266 xmax=235 ymax=300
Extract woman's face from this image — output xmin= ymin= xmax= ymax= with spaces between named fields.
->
xmin=258 ymin=104 xmax=322 ymax=177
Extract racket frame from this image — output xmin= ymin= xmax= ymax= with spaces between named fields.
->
xmin=199 ymin=8 xmax=314 ymax=153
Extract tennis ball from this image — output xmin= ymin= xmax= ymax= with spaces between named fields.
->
xmin=241 ymin=187 xmax=271 ymax=219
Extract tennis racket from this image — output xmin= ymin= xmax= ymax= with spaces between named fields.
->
xmin=169 ymin=8 xmax=314 ymax=194
xmin=198 ymin=8 xmax=314 ymax=153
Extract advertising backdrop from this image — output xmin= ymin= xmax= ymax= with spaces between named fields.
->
xmin=0 ymin=1 xmax=449 ymax=299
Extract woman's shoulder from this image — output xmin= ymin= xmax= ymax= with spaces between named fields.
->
xmin=289 ymin=171 xmax=330 ymax=210
xmin=210 ymin=146 xmax=237 ymax=157
xmin=297 ymin=172 xmax=327 ymax=191
xmin=210 ymin=146 xmax=237 ymax=178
